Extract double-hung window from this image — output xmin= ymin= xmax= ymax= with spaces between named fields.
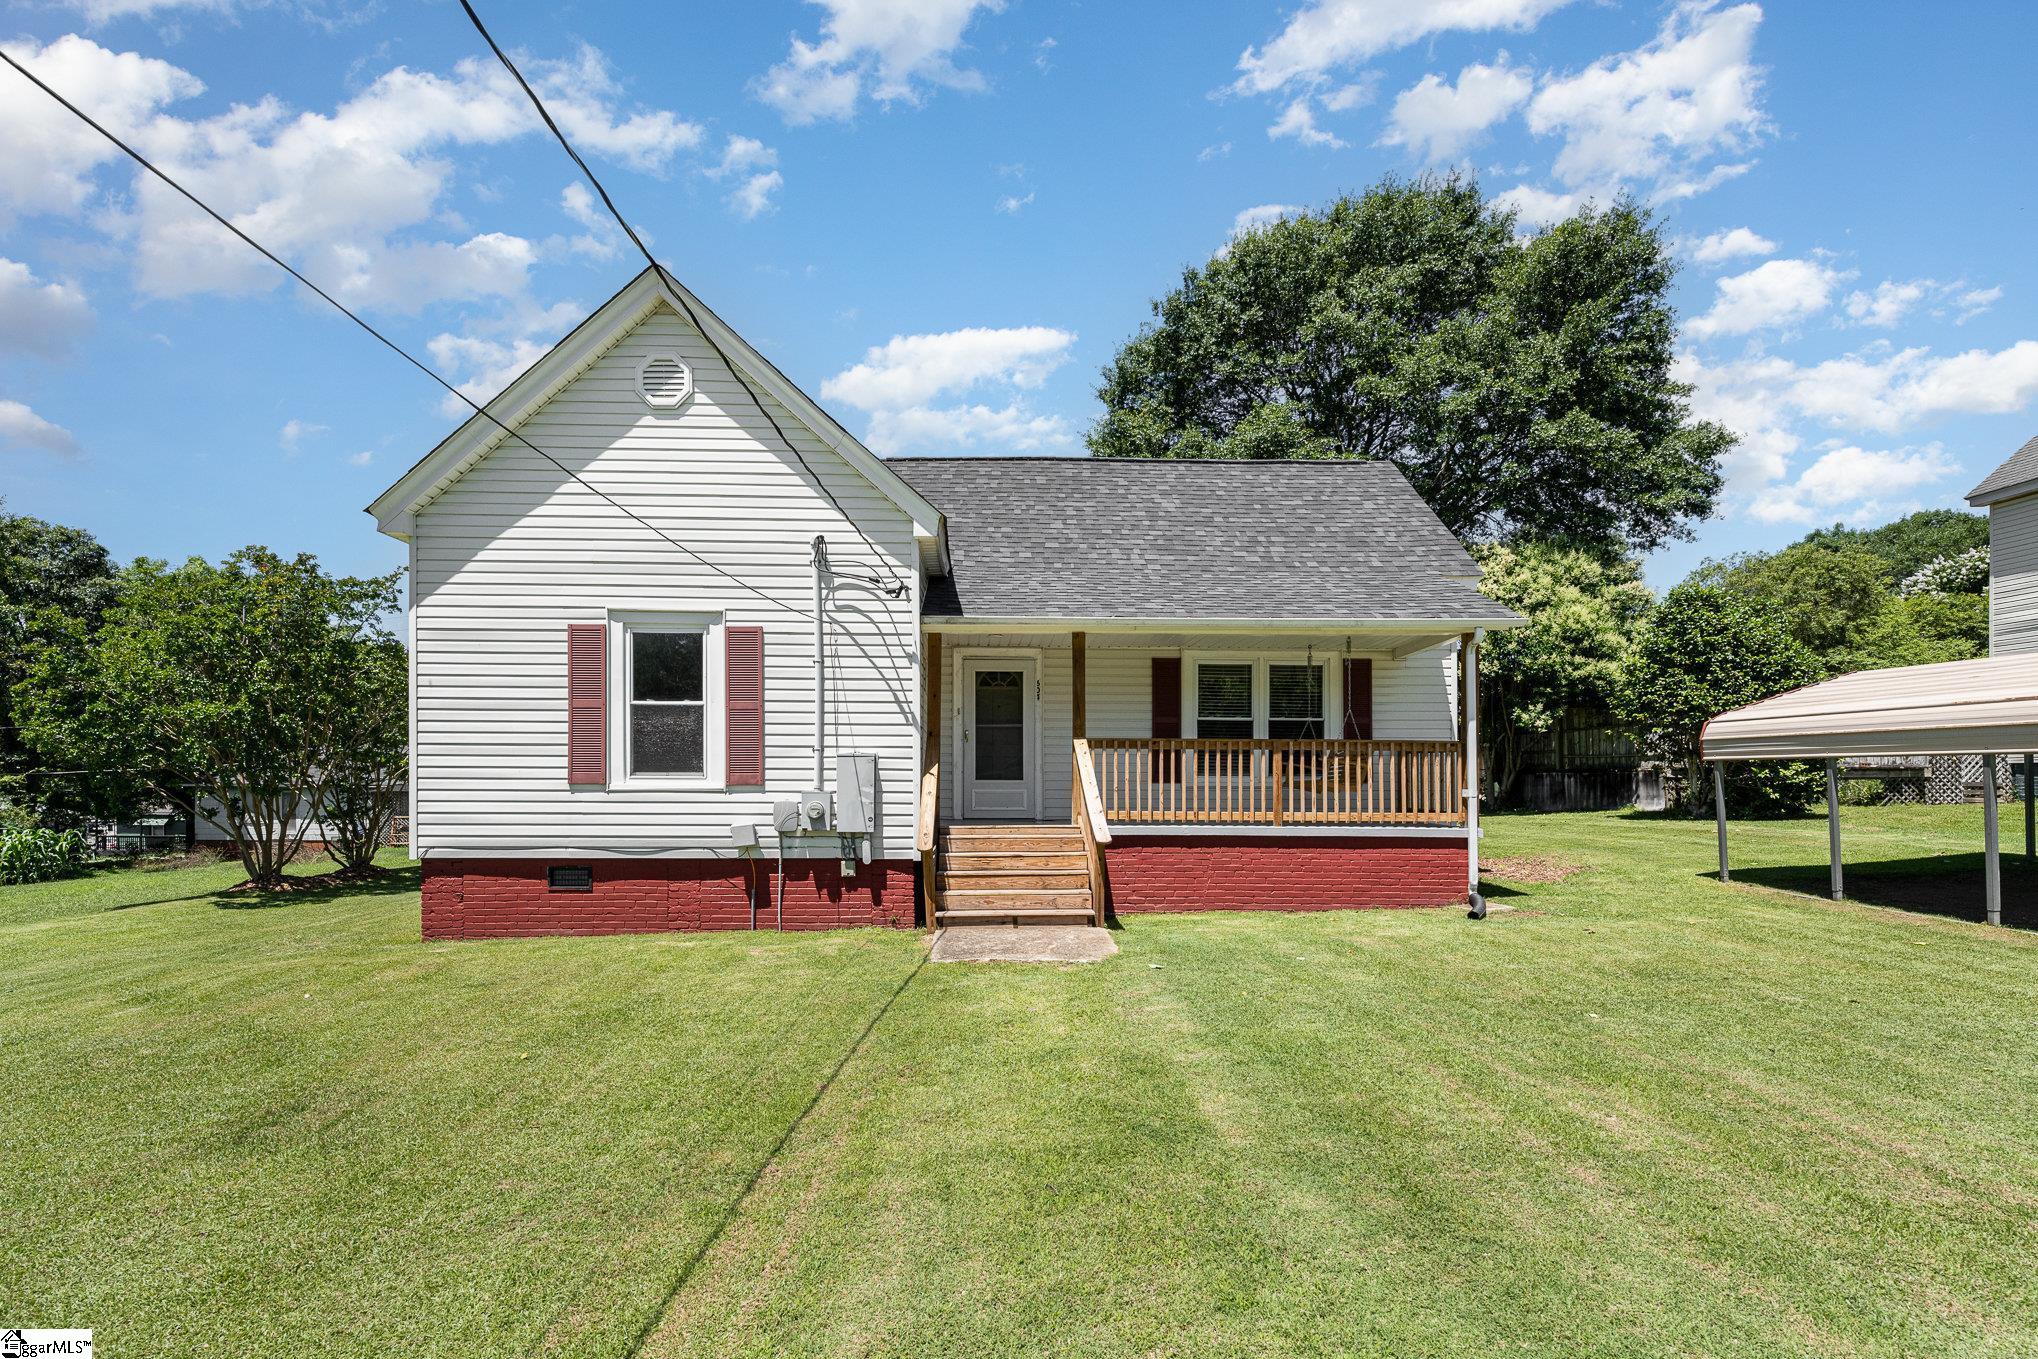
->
xmin=611 ymin=614 xmax=723 ymax=784
xmin=1189 ymin=659 xmax=1330 ymax=741
xmin=1267 ymin=664 xmax=1326 ymax=740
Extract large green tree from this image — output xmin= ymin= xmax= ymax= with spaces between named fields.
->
xmin=0 ymin=507 xmax=131 ymax=829
xmin=1475 ymin=542 xmax=1654 ymax=800
xmin=1089 ymin=176 xmax=1732 ymax=555
xmin=15 ymin=547 xmax=403 ymax=888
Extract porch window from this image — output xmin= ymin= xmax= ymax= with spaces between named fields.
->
xmin=628 ymin=628 xmax=706 ymax=775
xmin=1195 ymin=664 xmax=1254 ymax=739
xmin=1268 ymin=664 xmax=1326 ymax=740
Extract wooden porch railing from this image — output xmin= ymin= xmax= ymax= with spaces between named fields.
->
xmin=1087 ymin=738 xmax=1466 ymax=827
xmin=1071 ymin=738 xmax=1111 ymax=925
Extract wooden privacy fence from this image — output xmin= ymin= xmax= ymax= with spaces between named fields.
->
xmin=1087 ymin=738 xmax=1466 ymax=827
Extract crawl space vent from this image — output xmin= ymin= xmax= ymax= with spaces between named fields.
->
xmin=638 ymin=354 xmax=693 ymax=409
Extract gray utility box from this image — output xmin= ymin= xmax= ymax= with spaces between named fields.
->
xmin=837 ymin=752 xmax=879 ymax=862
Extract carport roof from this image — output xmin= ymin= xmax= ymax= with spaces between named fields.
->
xmin=1702 ymin=655 xmax=2038 ymax=760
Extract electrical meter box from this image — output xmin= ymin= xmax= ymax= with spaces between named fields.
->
xmin=836 ymin=752 xmax=879 ymax=860
xmin=773 ymin=791 xmax=832 ymax=836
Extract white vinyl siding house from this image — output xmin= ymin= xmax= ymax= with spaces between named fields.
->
xmin=1967 ymin=434 xmax=2038 ymax=657
xmin=371 ymin=266 xmax=1521 ymax=938
xmin=1987 ymin=493 xmax=2038 ymax=655
xmin=389 ymin=286 xmax=933 ymax=863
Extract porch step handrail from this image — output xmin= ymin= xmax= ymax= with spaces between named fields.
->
xmin=1071 ymin=738 xmax=1111 ymax=926
xmin=1087 ymin=737 xmax=1466 ymax=828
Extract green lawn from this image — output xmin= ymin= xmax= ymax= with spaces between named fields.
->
xmin=4 ymin=809 xmax=2036 ymax=1358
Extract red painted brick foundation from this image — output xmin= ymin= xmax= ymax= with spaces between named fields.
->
xmin=1103 ymin=835 xmax=1468 ymax=914
xmin=420 ymin=857 xmax=918 ymax=939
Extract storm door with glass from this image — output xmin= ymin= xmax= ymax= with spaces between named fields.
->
xmin=961 ymin=657 xmax=1037 ymax=819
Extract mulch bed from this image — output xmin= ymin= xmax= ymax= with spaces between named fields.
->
xmin=1484 ymin=855 xmax=1586 ymax=885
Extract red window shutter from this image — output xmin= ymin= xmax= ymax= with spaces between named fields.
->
xmin=1343 ymin=658 xmax=1374 ymax=740
xmin=725 ymin=625 xmax=766 ymax=788
xmin=567 ymin=623 xmax=607 ymax=786
xmin=1151 ymin=656 xmax=1182 ymax=783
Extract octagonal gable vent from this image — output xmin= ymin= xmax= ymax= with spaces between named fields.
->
xmin=637 ymin=352 xmax=693 ymax=409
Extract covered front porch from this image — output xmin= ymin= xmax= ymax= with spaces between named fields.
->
xmin=915 ymin=622 xmax=1489 ymax=927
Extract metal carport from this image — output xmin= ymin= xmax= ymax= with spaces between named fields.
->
xmin=1702 ymin=656 xmax=2038 ymax=925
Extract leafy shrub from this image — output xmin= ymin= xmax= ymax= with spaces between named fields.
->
xmin=0 ymin=826 xmax=90 ymax=884
xmin=1613 ymin=585 xmax=1826 ymax=817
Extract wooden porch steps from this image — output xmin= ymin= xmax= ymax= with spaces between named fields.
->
xmin=935 ymin=824 xmax=1097 ymax=926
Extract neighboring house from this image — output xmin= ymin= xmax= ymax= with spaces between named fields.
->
xmin=1968 ymin=433 xmax=2038 ymax=655
xmin=367 ymin=266 xmax=1519 ymax=940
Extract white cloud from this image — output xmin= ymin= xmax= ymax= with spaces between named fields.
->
xmin=1198 ymin=141 xmax=1232 ymax=162
xmin=1956 ymin=286 xmax=2002 ymax=323
xmin=1230 ymin=203 xmax=1302 ymax=239
xmin=1268 ymin=97 xmax=1346 ymax=148
xmin=1526 ymin=2 xmax=1768 ymax=191
xmin=701 ymin=135 xmax=782 ymax=220
xmin=0 ymin=35 xmax=205 ymax=224
xmin=1844 ymin=278 xmax=1931 ymax=329
xmin=822 ymin=324 xmax=1075 ymax=454
xmin=1492 ymin=183 xmax=1589 ymax=227
xmin=0 ymin=37 xmax=700 ymax=310
xmin=424 ymin=297 xmax=581 ymax=417
xmin=347 ymin=449 xmax=374 ymax=466
xmin=1680 ymin=339 xmax=2038 ymax=521
xmin=727 ymin=171 xmax=784 ymax=220
xmin=1320 ymin=79 xmax=1378 ymax=113
xmin=1233 ymin=0 xmax=1577 ymax=95
xmin=560 ymin=182 xmax=619 ymax=259
xmin=278 ymin=417 xmax=327 ymax=451
xmin=65 ymin=0 xmax=235 ymax=20
xmin=864 ymin=403 xmax=1072 ymax=453
xmin=0 ymin=399 xmax=81 ymax=457
xmin=995 ymin=191 xmax=1034 ymax=214
xmin=1686 ymin=258 xmax=1847 ymax=338
xmin=1749 ymin=443 xmax=1955 ymax=525
xmin=755 ymin=0 xmax=1005 ymax=124
xmin=0 ymin=258 xmax=94 ymax=358
xmin=1380 ymin=60 xmax=1532 ymax=161
xmin=1689 ymin=226 xmax=1775 ymax=264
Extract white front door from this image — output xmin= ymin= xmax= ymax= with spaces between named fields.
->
xmin=961 ymin=657 xmax=1037 ymax=820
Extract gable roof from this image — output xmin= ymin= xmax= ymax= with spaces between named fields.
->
xmin=365 ymin=266 xmax=943 ymax=542
xmin=1967 ymin=433 xmax=2038 ymax=507
xmin=888 ymin=456 xmax=1518 ymax=627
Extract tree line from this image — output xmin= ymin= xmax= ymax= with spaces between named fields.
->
xmin=2 ymin=507 xmax=406 ymax=887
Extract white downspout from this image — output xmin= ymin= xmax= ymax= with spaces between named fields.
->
xmin=1464 ymin=628 xmax=1485 ymax=920
xmin=811 ymin=536 xmax=828 ymax=791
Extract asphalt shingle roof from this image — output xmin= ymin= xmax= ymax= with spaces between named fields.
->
xmin=1968 ymin=433 xmax=2038 ymax=504
xmin=886 ymin=456 xmax=1517 ymax=624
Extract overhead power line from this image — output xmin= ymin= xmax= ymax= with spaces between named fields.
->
xmin=0 ymin=45 xmax=817 ymax=623
xmin=456 ymin=0 xmax=911 ymax=600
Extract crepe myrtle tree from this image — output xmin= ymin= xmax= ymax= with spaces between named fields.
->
xmin=14 ymin=547 xmax=404 ymax=889
xmin=317 ymin=635 xmax=407 ymax=876
xmin=1613 ymin=585 xmax=1825 ymax=818
xmin=1088 ymin=175 xmax=1731 ymax=558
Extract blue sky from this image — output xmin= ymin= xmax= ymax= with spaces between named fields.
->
xmin=2 ymin=0 xmax=2035 ymax=590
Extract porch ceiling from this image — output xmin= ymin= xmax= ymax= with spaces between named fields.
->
xmin=926 ymin=626 xmax=1470 ymax=654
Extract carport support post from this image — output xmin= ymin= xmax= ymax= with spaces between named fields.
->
xmin=2024 ymin=754 xmax=2034 ymax=860
xmin=1983 ymin=754 xmax=2002 ymax=927
xmin=1826 ymin=758 xmax=1844 ymax=900
xmin=1713 ymin=761 xmax=1730 ymax=882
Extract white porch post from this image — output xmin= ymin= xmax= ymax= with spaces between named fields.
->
xmin=1983 ymin=753 xmax=2002 ymax=927
xmin=1464 ymin=630 xmax=1485 ymax=920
